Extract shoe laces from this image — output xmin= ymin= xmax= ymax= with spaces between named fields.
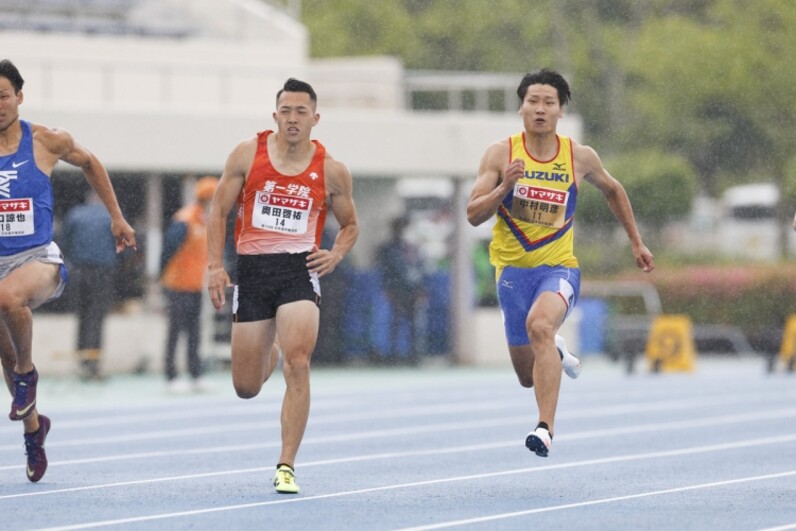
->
xmin=24 ymin=432 xmax=40 ymax=462
xmin=276 ymin=467 xmax=295 ymax=485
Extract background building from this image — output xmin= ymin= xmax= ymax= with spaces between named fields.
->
xmin=1 ymin=0 xmax=582 ymax=374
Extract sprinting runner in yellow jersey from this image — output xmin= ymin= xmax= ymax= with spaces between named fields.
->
xmin=467 ymin=68 xmax=654 ymax=458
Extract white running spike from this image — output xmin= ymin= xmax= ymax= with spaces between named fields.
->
xmin=556 ymin=334 xmax=581 ymax=379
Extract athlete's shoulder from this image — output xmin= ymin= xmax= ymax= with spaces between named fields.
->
xmin=233 ymin=135 xmax=259 ymax=153
xmin=492 ymin=135 xmax=514 ymax=151
xmin=570 ymin=137 xmax=595 ymax=155
xmin=571 ymin=140 xmax=607 ymax=181
xmin=30 ymin=122 xmax=74 ymax=155
xmin=571 ymin=139 xmax=601 ymax=162
xmin=484 ymin=137 xmax=512 ymax=160
xmin=322 ymin=150 xmax=348 ymax=175
xmin=223 ymin=136 xmax=258 ymax=177
xmin=322 ymin=151 xmax=352 ymax=196
xmin=229 ymin=136 xmax=258 ymax=162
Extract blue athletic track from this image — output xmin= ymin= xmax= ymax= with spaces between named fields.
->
xmin=1 ymin=356 xmax=795 ymax=530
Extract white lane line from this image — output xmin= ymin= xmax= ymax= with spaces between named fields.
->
xmin=0 ymin=414 xmax=529 ymax=453
xmin=758 ymin=524 xmax=796 ymax=531
xmin=0 ymin=402 xmax=279 ymax=435
xmin=0 ymin=388 xmax=760 ymax=436
xmin=0 ymin=441 xmax=512 ymax=500
xmin=0 ymin=443 xmax=265 ymax=473
xmin=7 ymin=432 xmax=796 ymax=503
xmin=29 ymin=435 xmax=796 ymax=530
xmin=2 ymin=406 xmax=796 ymax=473
xmin=395 ymin=470 xmax=796 ymax=531
xmin=0 ymin=391 xmax=782 ymax=452
xmin=0 ymin=397 xmax=505 ymax=435
xmin=6 ymin=431 xmax=795 ymax=502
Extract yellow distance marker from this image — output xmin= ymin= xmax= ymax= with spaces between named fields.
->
xmin=779 ymin=314 xmax=796 ymax=371
xmin=645 ymin=314 xmax=697 ymax=373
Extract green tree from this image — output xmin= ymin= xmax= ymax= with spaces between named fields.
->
xmin=577 ymin=148 xmax=698 ymax=226
xmin=302 ymin=0 xmax=558 ymax=71
xmin=300 ymin=0 xmax=796 ymax=254
xmin=301 ymin=0 xmax=419 ymax=59
xmin=623 ymin=1 xmax=795 ymax=187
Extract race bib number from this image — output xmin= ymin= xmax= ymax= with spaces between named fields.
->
xmin=511 ymin=184 xmax=568 ymax=228
xmin=0 ymin=198 xmax=34 ymax=237
xmin=252 ymin=192 xmax=312 ymax=234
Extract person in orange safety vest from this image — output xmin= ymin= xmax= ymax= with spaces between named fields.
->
xmin=160 ymin=176 xmax=218 ymax=393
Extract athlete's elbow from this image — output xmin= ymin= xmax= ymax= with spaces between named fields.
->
xmin=466 ymin=208 xmax=486 ymax=227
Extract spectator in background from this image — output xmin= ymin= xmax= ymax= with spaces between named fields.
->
xmin=376 ymin=216 xmax=426 ymax=364
xmin=62 ymin=190 xmax=118 ymax=381
xmin=160 ymin=176 xmax=218 ymax=393
xmin=313 ymin=225 xmax=349 ymax=365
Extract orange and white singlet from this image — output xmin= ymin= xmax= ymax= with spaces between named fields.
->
xmin=489 ymin=133 xmax=579 ymax=271
xmin=234 ymin=130 xmax=328 ymax=255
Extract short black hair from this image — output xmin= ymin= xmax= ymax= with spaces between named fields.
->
xmin=276 ymin=78 xmax=317 ymax=107
xmin=0 ymin=59 xmax=24 ymax=93
xmin=517 ymin=68 xmax=571 ymax=107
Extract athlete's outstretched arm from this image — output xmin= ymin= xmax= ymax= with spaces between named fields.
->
xmin=577 ymin=143 xmax=654 ymax=273
xmin=306 ymin=157 xmax=359 ymax=277
xmin=41 ymin=126 xmax=136 ymax=252
xmin=208 ymin=140 xmax=251 ymax=310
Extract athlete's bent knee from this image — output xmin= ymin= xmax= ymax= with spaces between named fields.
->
xmin=0 ymin=290 xmax=25 ymax=316
xmin=527 ymin=319 xmax=556 ymax=346
xmin=517 ymin=374 xmax=534 ymax=388
xmin=282 ymin=355 xmax=310 ymax=373
xmin=233 ymin=381 xmax=261 ymax=399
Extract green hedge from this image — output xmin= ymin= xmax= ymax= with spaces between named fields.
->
xmin=618 ymin=264 xmax=796 ymax=335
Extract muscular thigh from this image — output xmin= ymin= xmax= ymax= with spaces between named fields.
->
xmin=0 ymin=261 xmax=61 ymax=310
xmin=497 ymin=265 xmax=580 ymax=346
xmin=275 ymin=300 xmax=319 ymax=358
xmin=230 ymin=320 xmax=276 ymax=384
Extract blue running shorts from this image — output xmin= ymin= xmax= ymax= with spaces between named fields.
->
xmin=496 ymin=265 xmax=581 ymax=346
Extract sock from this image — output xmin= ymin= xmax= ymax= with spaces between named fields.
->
xmin=276 ymin=463 xmax=294 ymax=472
xmin=536 ymin=422 xmax=553 ymax=440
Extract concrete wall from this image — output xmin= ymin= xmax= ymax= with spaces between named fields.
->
xmin=32 ymin=313 xmax=168 ymax=378
xmin=466 ymin=307 xmax=581 ymax=367
xmin=31 ymin=296 xmax=229 ymax=378
xmin=2 ymin=31 xmax=580 ymax=176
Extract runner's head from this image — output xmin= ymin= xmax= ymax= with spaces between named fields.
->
xmin=517 ymin=69 xmax=570 ymax=107
xmin=0 ymin=59 xmax=24 ymax=94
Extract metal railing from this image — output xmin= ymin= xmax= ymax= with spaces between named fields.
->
xmin=405 ymin=70 xmax=522 ymax=113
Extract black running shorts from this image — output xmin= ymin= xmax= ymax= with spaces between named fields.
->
xmin=233 ymin=252 xmax=321 ymax=323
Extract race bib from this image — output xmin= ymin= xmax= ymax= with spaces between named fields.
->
xmin=252 ymin=192 xmax=312 ymax=234
xmin=0 ymin=198 xmax=34 ymax=236
xmin=511 ymin=184 xmax=568 ymax=228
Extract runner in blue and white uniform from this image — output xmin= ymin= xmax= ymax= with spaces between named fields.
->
xmin=0 ymin=59 xmax=136 ymax=482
